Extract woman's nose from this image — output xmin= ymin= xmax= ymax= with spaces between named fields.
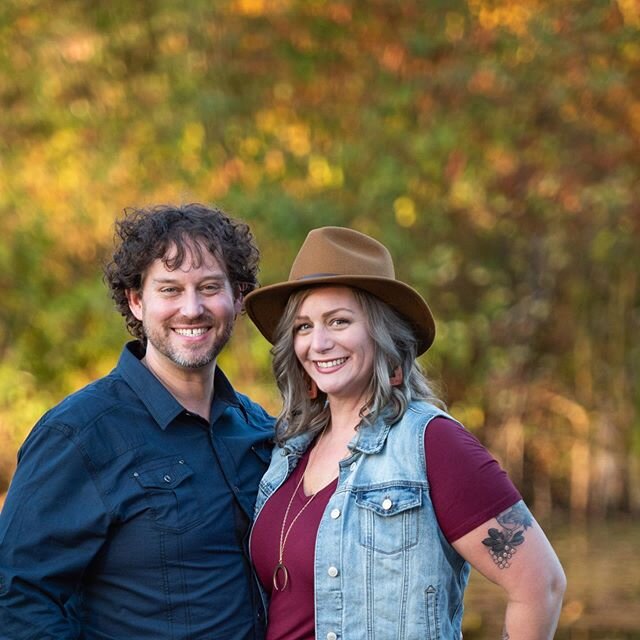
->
xmin=310 ymin=326 xmax=333 ymax=352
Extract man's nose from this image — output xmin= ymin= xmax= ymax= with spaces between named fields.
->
xmin=181 ymin=290 xmax=204 ymax=318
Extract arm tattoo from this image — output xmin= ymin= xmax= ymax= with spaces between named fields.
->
xmin=482 ymin=500 xmax=533 ymax=569
xmin=502 ymin=627 xmax=510 ymax=639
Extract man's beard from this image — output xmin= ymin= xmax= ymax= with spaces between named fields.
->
xmin=143 ymin=317 xmax=234 ymax=369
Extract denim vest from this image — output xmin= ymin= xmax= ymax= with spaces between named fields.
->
xmin=254 ymin=401 xmax=470 ymax=640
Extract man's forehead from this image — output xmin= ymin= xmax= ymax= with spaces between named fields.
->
xmin=161 ymin=239 xmax=226 ymax=273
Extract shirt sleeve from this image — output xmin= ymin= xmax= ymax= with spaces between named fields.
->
xmin=425 ymin=417 xmax=522 ymax=544
xmin=0 ymin=422 xmax=111 ymax=640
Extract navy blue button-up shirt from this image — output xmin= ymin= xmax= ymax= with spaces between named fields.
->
xmin=0 ymin=342 xmax=274 ymax=640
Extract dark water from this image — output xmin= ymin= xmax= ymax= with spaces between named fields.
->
xmin=463 ymin=518 xmax=640 ymax=639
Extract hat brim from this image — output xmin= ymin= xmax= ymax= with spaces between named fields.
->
xmin=244 ymin=275 xmax=435 ymax=356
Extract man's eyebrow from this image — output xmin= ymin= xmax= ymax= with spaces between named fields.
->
xmin=151 ymin=274 xmax=228 ymax=284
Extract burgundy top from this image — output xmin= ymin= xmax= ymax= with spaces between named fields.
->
xmin=251 ymin=417 xmax=521 ymax=640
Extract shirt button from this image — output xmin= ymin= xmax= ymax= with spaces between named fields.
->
xmin=327 ymin=566 xmax=339 ymax=577
xmin=330 ymin=508 xmax=341 ymax=519
xmin=163 ymin=475 xmax=172 ymax=483
xmin=349 ymin=462 xmax=357 ymax=472
xmin=382 ymin=498 xmax=392 ymax=510
xmin=133 ymin=472 xmax=139 ymax=478
xmin=327 ymin=632 xmax=338 ymax=640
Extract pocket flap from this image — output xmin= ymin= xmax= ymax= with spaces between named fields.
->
xmin=134 ymin=458 xmax=193 ymax=489
xmin=355 ymin=485 xmax=422 ymax=516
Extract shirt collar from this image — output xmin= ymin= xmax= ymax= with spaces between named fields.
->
xmin=117 ymin=341 xmax=247 ymax=430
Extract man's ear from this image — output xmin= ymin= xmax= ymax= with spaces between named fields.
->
xmin=126 ymin=289 xmax=144 ymax=321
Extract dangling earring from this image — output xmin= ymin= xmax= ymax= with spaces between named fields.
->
xmin=307 ymin=378 xmax=319 ymax=400
xmin=389 ymin=366 xmax=403 ymax=387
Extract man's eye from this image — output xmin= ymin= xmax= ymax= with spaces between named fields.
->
xmin=160 ymin=287 xmax=178 ymax=294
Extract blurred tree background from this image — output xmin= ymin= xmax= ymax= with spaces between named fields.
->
xmin=2 ymin=0 xmax=639 ymax=513
xmin=1 ymin=0 xmax=639 ymax=633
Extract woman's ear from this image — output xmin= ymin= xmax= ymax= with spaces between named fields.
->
xmin=389 ymin=366 xmax=403 ymax=387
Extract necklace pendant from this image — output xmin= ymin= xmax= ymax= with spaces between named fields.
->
xmin=273 ymin=562 xmax=289 ymax=591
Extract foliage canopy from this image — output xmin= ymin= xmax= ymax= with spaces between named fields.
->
xmin=1 ymin=0 xmax=638 ymax=515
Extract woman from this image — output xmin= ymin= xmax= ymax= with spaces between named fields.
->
xmin=245 ymin=227 xmax=566 ymax=639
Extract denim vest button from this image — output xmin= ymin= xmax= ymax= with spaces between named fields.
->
xmin=330 ymin=508 xmax=341 ymax=519
xmin=349 ymin=462 xmax=357 ymax=471
xmin=327 ymin=566 xmax=339 ymax=577
xmin=382 ymin=498 xmax=392 ymax=510
xmin=327 ymin=633 xmax=337 ymax=640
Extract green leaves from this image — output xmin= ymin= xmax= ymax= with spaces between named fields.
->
xmin=0 ymin=0 xmax=638 ymax=515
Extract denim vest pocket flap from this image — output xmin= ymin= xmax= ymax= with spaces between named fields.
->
xmin=355 ymin=485 xmax=422 ymax=516
xmin=355 ymin=485 xmax=422 ymax=554
xmin=134 ymin=458 xmax=202 ymax=533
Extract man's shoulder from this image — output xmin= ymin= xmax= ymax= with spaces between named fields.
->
xmin=37 ymin=369 xmax=135 ymax=434
xmin=233 ymin=391 xmax=275 ymax=433
xmin=20 ymin=371 xmax=149 ymax=468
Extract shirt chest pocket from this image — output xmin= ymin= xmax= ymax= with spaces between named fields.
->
xmin=355 ymin=485 xmax=422 ymax=555
xmin=133 ymin=457 xmax=202 ymax=533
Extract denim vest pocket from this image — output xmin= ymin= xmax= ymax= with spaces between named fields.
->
xmin=355 ymin=484 xmax=422 ymax=554
xmin=134 ymin=456 xmax=202 ymax=533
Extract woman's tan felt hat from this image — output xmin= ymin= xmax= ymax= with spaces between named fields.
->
xmin=244 ymin=226 xmax=435 ymax=355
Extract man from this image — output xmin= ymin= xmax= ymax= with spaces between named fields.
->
xmin=0 ymin=204 xmax=274 ymax=639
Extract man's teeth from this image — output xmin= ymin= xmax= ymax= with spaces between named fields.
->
xmin=174 ymin=328 xmax=208 ymax=337
xmin=316 ymin=358 xmax=347 ymax=369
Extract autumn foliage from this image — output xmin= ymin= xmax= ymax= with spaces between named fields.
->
xmin=1 ymin=0 xmax=638 ymax=518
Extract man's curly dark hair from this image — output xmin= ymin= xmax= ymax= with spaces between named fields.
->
xmin=104 ymin=203 xmax=260 ymax=342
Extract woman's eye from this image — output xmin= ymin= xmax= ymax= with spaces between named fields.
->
xmin=330 ymin=317 xmax=349 ymax=327
xmin=295 ymin=322 xmax=311 ymax=333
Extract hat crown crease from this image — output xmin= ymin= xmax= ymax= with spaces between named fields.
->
xmin=289 ymin=230 xmax=395 ymax=281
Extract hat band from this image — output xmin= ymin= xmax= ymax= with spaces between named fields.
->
xmin=295 ymin=272 xmax=341 ymax=280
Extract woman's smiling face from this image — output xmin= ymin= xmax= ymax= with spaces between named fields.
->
xmin=293 ymin=286 xmax=375 ymax=404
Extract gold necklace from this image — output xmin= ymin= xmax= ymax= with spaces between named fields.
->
xmin=272 ymin=429 xmax=328 ymax=592
xmin=272 ymin=470 xmax=318 ymax=592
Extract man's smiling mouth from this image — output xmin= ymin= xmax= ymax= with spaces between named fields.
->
xmin=174 ymin=328 xmax=208 ymax=337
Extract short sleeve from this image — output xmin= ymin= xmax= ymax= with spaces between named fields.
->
xmin=425 ymin=417 xmax=521 ymax=543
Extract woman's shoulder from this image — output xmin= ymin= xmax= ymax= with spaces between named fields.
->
xmin=404 ymin=400 xmax=457 ymax=424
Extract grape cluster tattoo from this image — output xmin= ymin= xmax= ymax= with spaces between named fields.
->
xmin=482 ymin=501 xmax=533 ymax=569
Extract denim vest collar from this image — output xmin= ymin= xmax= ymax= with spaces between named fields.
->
xmin=350 ymin=417 xmax=392 ymax=455
xmin=283 ymin=414 xmax=393 ymax=458
xmin=281 ymin=431 xmax=315 ymax=456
